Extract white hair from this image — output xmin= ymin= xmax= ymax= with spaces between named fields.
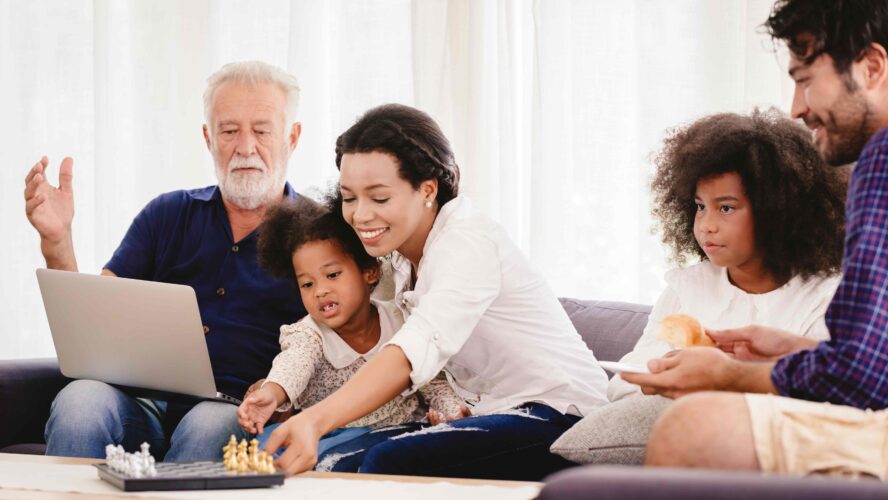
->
xmin=203 ymin=60 xmax=300 ymax=124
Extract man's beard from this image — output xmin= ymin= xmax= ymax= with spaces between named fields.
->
xmin=811 ymin=86 xmax=878 ymax=167
xmin=215 ymin=155 xmax=286 ymax=210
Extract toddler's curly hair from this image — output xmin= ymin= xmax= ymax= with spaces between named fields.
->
xmin=257 ymin=196 xmax=379 ymax=280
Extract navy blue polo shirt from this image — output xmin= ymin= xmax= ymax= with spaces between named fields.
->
xmin=105 ymin=184 xmax=306 ymax=399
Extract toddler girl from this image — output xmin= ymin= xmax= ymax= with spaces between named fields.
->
xmin=237 ymin=197 xmax=465 ymax=456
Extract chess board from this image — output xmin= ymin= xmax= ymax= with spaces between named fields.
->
xmin=95 ymin=461 xmax=285 ymax=491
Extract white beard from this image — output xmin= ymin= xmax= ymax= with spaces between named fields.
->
xmin=215 ymin=155 xmax=285 ymax=210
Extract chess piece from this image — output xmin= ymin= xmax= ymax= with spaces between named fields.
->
xmin=222 ymin=435 xmax=237 ymax=457
xmin=223 ymin=435 xmax=241 ymax=472
xmin=220 ymin=435 xmax=277 ymax=474
xmin=104 ymin=442 xmax=156 ymax=477
xmin=247 ymin=438 xmax=259 ymax=471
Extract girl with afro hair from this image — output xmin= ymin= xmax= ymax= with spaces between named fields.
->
xmin=605 ymin=109 xmax=845 ymax=425
xmin=556 ymin=109 xmax=847 ymax=466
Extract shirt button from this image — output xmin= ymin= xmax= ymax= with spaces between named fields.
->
xmin=203 ymin=325 xmax=210 ymax=334
xmin=216 ymin=287 xmax=225 ymax=296
xmin=232 ymin=245 xmax=239 ymax=253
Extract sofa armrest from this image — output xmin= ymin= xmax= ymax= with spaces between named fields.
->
xmin=540 ymin=465 xmax=888 ymax=500
xmin=0 ymin=358 xmax=69 ymax=449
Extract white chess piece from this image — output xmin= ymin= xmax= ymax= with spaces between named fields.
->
xmin=139 ymin=443 xmax=150 ymax=473
xmin=105 ymin=444 xmax=128 ymax=474
xmin=104 ymin=442 xmax=157 ymax=477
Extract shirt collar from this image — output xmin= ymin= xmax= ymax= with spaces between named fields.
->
xmin=189 ymin=185 xmax=221 ymax=202
xmin=302 ymin=298 xmax=398 ymax=369
xmin=715 ymin=264 xmax=805 ymax=313
xmin=390 ymin=195 xmax=470 ymax=273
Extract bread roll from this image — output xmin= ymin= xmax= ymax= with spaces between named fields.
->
xmin=655 ymin=314 xmax=714 ymax=348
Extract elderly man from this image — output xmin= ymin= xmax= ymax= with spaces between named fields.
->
xmin=623 ymin=0 xmax=888 ymax=479
xmin=23 ymin=61 xmax=307 ymax=461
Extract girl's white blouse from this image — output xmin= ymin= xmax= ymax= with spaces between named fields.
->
xmin=608 ymin=261 xmax=840 ymax=401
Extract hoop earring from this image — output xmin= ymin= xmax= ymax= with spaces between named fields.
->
xmin=425 ymin=201 xmax=433 ymax=209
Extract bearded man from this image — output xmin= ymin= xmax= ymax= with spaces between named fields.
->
xmin=623 ymin=0 xmax=888 ymax=478
xmin=23 ymin=61 xmax=307 ymax=461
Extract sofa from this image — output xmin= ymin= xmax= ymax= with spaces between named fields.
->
xmin=0 ymin=357 xmax=69 ymax=455
xmin=2 ymin=298 xmax=886 ymax=498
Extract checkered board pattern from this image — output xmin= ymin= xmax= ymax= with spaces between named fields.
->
xmin=94 ymin=461 xmax=285 ymax=491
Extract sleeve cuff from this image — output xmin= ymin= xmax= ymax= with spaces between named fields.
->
xmin=261 ymin=378 xmax=296 ymax=412
xmin=770 ymin=358 xmax=791 ymax=397
xmin=386 ymin=325 xmax=443 ymax=397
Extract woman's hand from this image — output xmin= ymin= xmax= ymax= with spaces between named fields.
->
xmin=263 ymin=412 xmax=324 ymax=475
xmin=427 ymin=404 xmax=471 ymax=425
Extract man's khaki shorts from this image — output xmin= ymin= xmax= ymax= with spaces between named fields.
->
xmin=745 ymin=393 xmax=888 ymax=478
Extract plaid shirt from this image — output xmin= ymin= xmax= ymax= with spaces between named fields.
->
xmin=772 ymin=127 xmax=888 ymax=410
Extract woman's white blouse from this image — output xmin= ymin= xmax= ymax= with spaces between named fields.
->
xmin=607 ymin=261 xmax=840 ymax=401
xmin=384 ymin=196 xmax=610 ymax=416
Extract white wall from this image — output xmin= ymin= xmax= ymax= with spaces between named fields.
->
xmin=0 ymin=0 xmax=793 ymax=359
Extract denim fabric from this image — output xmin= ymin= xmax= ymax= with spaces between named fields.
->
xmin=44 ymin=379 xmax=246 ymax=461
xmin=316 ymin=403 xmax=581 ymax=480
xmin=257 ymin=424 xmax=372 ymax=459
xmin=314 ymin=424 xmax=424 ymax=472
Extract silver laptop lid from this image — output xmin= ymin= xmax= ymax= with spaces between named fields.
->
xmin=36 ymin=269 xmax=217 ymax=399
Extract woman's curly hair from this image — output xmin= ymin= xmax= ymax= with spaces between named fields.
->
xmin=257 ymin=196 xmax=379 ymax=280
xmin=651 ymin=108 xmax=846 ymax=283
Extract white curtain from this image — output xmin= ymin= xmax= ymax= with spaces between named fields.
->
xmin=0 ymin=0 xmax=793 ymax=359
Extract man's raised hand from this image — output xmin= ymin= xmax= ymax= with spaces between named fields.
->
xmin=24 ymin=156 xmax=74 ymax=244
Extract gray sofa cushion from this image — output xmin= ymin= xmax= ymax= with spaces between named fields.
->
xmin=559 ymin=298 xmax=651 ymax=364
xmin=551 ymin=395 xmax=671 ymax=465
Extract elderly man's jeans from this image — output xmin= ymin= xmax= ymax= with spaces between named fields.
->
xmin=44 ymin=379 xmax=246 ymax=461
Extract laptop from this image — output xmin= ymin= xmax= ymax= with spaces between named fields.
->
xmin=36 ymin=269 xmax=241 ymax=405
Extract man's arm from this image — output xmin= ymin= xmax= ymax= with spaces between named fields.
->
xmin=621 ymin=347 xmax=778 ymax=399
xmin=708 ymin=325 xmax=819 ymax=361
xmin=771 ymin=141 xmax=888 ymax=410
xmin=24 ymin=157 xmax=78 ymax=271
xmin=621 ymin=326 xmax=822 ymax=399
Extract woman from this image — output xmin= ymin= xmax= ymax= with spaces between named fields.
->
xmin=263 ymin=104 xmax=609 ymax=480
